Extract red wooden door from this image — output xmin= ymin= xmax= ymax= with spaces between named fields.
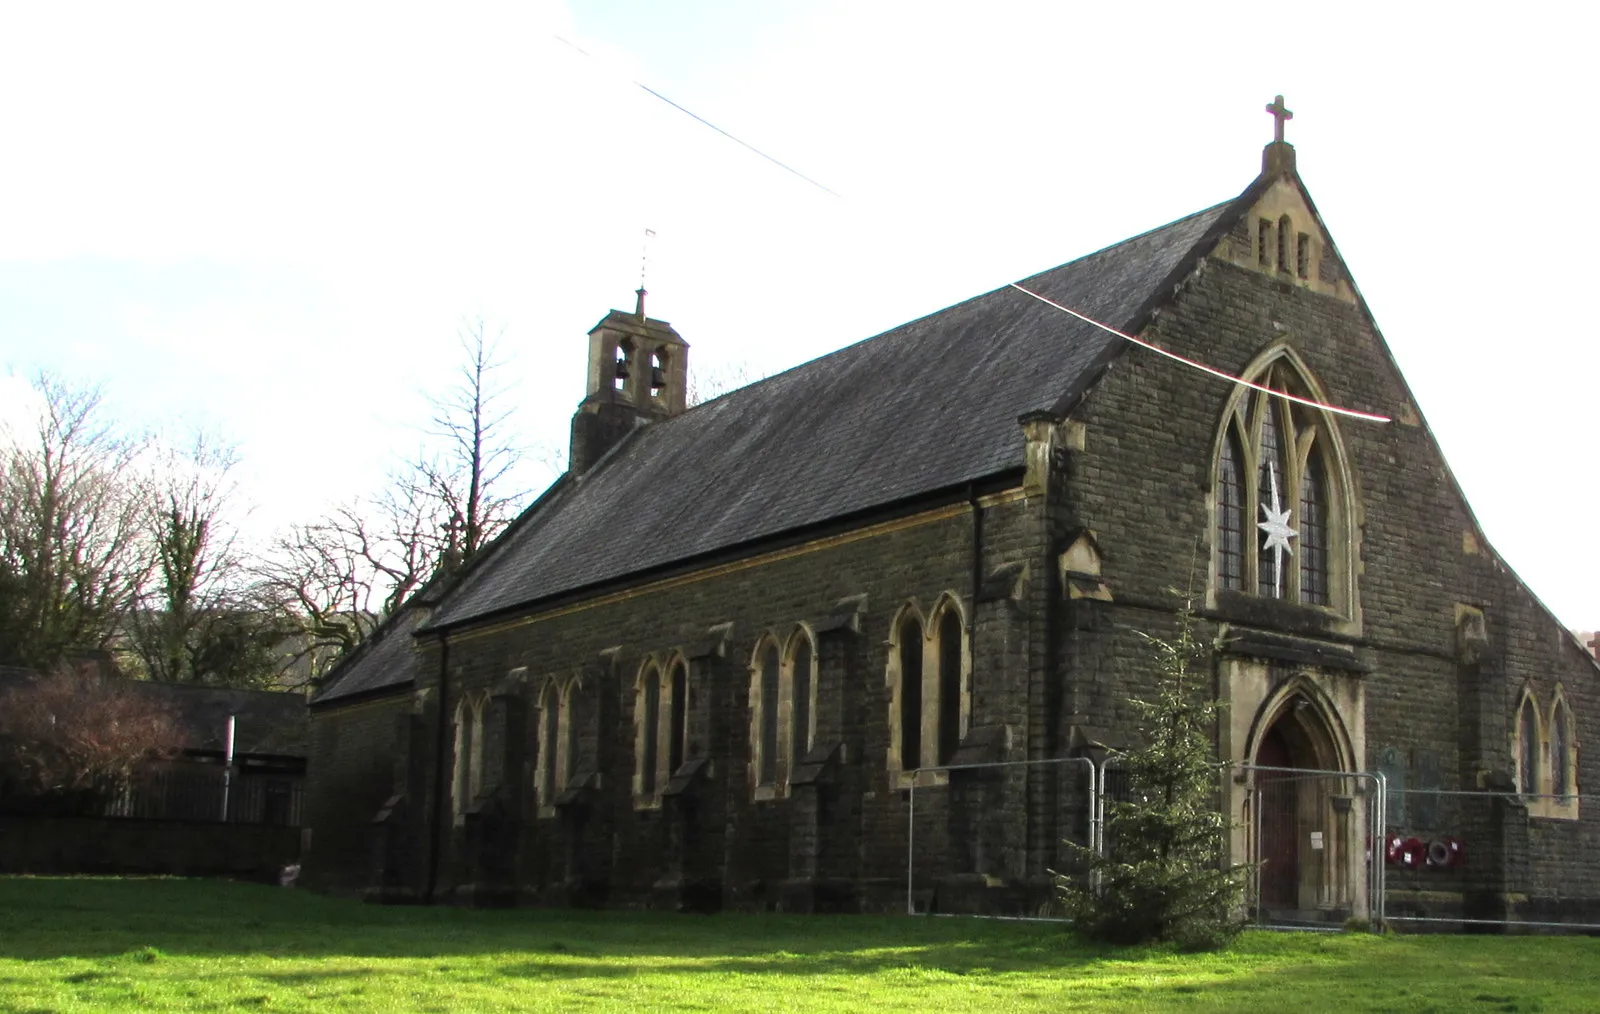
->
xmin=1256 ymin=727 xmax=1299 ymax=910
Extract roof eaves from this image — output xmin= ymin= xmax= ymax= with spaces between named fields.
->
xmin=427 ymin=468 xmax=1026 ymax=636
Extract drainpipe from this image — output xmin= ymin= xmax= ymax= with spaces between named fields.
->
xmin=968 ymin=483 xmax=982 ymax=682
xmin=425 ymin=631 xmax=451 ymax=903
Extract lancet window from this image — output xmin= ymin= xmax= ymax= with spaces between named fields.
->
xmin=536 ymin=678 xmax=579 ymax=812
xmin=634 ymin=657 xmax=691 ymax=806
xmin=888 ymin=596 xmax=971 ymax=782
xmin=451 ymin=692 xmax=487 ymax=818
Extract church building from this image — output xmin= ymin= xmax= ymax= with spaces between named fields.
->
xmin=303 ymin=101 xmax=1599 ymax=926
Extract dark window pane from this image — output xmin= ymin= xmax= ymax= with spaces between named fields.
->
xmin=1218 ymin=428 xmax=1244 ymax=590
xmin=641 ymin=671 xmax=660 ymax=794
xmin=792 ymin=638 xmax=812 ymax=762
xmin=1299 ymin=449 xmax=1329 ymax=605
xmin=669 ymin=663 xmax=687 ymax=774
xmin=760 ymin=645 xmax=780 ymax=784
xmin=541 ymin=690 xmax=559 ymax=798
xmin=1520 ymin=701 xmax=1539 ymax=796
xmin=1553 ymin=704 xmax=1570 ymax=799
xmin=937 ymin=611 xmax=963 ymax=765
xmin=899 ymin=616 xmax=923 ymax=770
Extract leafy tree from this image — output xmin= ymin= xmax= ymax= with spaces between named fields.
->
xmin=1056 ymin=610 xmax=1249 ymax=950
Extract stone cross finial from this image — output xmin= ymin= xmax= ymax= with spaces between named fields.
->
xmin=1266 ymin=95 xmax=1293 ymax=143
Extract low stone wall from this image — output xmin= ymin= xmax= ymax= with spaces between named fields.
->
xmin=0 ymin=816 xmax=301 ymax=880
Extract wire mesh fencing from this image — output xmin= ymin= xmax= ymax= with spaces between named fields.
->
xmin=1380 ymin=786 xmax=1600 ymax=931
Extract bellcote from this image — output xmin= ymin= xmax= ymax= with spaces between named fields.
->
xmin=1207 ymin=96 xmax=1356 ymax=305
xmin=569 ymin=289 xmax=690 ymax=474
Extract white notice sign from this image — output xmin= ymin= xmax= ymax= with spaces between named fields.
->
xmin=1310 ymin=831 xmax=1324 ymax=851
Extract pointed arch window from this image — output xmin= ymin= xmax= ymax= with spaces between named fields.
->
xmin=635 ymin=663 xmax=662 ymax=800
xmin=787 ymin=629 xmax=816 ymax=768
xmin=1212 ymin=354 xmax=1353 ymax=614
xmin=536 ymin=678 xmax=581 ymax=814
xmin=889 ymin=597 xmax=971 ymax=783
xmin=1517 ymin=695 xmax=1540 ymax=798
xmin=1551 ymin=697 xmax=1571 ymax=801
xmin=745 ymin=637 xmax=783 ymax=796
xmin=936 ymin=608 xmax=964 ymax=765
xmin=1218 ymin=431 xmax=1245 ymax=591
xmin=1299 ymin=451 xmax=1329 ymax=606
xmin=668 ymin=659 xmax=689 ymax=775
xmin=536 ymin=681 xmax=561 ymax=808
xmin=633 ymin=655 xmax=691 ymax=807
xmin=896 ymin=612 xmax=924 ymax=772
xmin=452 ymin=692 xmax=486 ymax=819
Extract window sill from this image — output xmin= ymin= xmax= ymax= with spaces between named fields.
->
xmin=1528 ymin=798 xmax=1580 ymax=821
xmin=752 ymin=783 xmax=789 ymax=802
xmin=893 ymin=769 xmax=950 ymax=791
xmin=632 ymin=795 xmax=663 ymax=812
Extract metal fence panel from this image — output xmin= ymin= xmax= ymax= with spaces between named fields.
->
xmin=1382 ymin=787 xmax=1600 ymax=932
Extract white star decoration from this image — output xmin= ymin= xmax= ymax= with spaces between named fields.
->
xmin=1257 ymin=460 xmax=1298 ymax=597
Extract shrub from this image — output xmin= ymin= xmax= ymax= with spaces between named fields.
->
xmin=0 ymin=666 xmax=180 ymax=814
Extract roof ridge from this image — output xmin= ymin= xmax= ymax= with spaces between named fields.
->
xmin=656 ymin=198 xmax=1240 ymax=420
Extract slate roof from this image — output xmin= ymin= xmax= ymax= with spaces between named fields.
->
xmin=0 ymin=666 xmax=307 ymax=757
xmin=310 ymin=603 xmax=430 ymax=706
xmin=427 ymin=199 xmax=1235 ymax=631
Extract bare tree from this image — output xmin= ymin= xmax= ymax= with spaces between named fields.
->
xmin=417 ymin=317 xmax=524 ymax=561
xmin=255 ymin=318 xmax=532 ymax=684
xmin=687 ymin=358 xmax=763 ymax=407
xmin=0 ymin=375 xmax=150 ymax=671
xmin=125 ymin=433 xmax=289 ymax=688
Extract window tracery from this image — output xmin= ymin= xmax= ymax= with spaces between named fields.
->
xmin=1211 ymin=352 xmax=1351 ymax=614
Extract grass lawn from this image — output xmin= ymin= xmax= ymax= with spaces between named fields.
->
xmin=0 ymin=878 xmax=1595 ymax=1012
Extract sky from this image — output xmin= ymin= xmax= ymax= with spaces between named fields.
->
xmin=1 ymin=1 xmax=1597 ymax=628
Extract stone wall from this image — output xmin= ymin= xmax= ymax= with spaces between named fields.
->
xmin=1056 ymin=249 xmax=1600 ymax=923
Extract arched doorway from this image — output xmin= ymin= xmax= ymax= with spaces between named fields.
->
xmin=1251 ymin=691 xmax=1352 ymax=919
